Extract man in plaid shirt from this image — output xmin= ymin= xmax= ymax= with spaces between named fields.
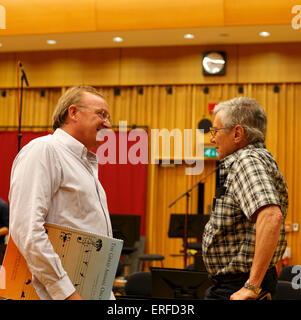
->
xmin=202 ymin=97 xmax=288 ymax=300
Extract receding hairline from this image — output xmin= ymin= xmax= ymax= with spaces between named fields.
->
xmin=52 ymin=85 xmax=107 ymax=130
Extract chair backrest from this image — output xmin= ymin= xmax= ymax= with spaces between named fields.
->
xmin=274 ymin=280 xmax=301 ymax=300
xmin=278 ymin=266 xmax=295 ymax=282
xmin=129 ymin=236 xmax=146 ymax=274
xmin=124 ymin=271 xmax=151 ymax=297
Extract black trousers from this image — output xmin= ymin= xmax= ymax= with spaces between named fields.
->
xmin=204 ymin=267 xmax=278 ymax=300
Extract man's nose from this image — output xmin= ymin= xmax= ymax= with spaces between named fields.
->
xmin=102 ymin=119 xmax=112 ymax=129
xmin=210 ymin=136 xmax=215 ymax=144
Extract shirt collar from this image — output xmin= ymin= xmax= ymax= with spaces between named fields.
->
xmin=53 ymin=128 xmax=98 ymax=163
xmin=220 ymin=142 xmax=266 ymax=169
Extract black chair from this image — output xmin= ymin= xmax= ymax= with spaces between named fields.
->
xmin=138 ymin=254 xmax=164 ymax=271
xmin=278 ymin=265 xmax=295 ymax=282
xmin=124 ymin=271 xmax=152 ymax=298
xmin=274 ymin=280 xmax=301 ymax=300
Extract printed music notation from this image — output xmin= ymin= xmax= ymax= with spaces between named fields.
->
xmin=0 ymin=223 xmax=123 ymax=300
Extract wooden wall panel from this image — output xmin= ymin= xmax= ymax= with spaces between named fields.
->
xmin=66 ymin=49 xmax=121 ymax=87
xmin=238 ymin=43 xmax=301 ymax=83
xmin=10 ymin=49 xmax=121 ymax=88
xmin=15 ymin=51 xmax=69 ymax=88
xmin=0 ymin=53 xmax=17 ymax=88
xmin=1 ymin=43 xmax=301 ymax=88
xmin=120 ymin=45 xmax=238 ymax=85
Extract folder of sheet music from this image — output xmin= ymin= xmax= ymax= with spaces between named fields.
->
xmin=0 ymin=223 xmax=123 ymax=300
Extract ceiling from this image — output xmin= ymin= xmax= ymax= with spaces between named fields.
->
xmin=0 ymin=24 xmax=300 ymax=52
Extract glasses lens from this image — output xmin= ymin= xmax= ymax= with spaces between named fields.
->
xmin=100 ymin=110 xmax=110 ymax=122
xmin=209 ymin=128 xmax=216 ymax=137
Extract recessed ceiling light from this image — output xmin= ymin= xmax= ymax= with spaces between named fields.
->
xmin=259 ymin=31 xmax=270 ymax=37
xmin=184 ymin=33 xmax=195 ymax=39
xmin=113 ymin=36 xmax=123 ymax=43
xmin=46 ymin=40 xmax=57 ymax=45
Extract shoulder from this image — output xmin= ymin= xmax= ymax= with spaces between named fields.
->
xmin=18 ymin=134 xmax=56 ymax=156
xmin=13 ymin=134 xmax=58 ymax=168
xmin=234 ymin=145 xmax=274 ymax=169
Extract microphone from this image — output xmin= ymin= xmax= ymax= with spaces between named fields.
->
xmin=18 ymin=61 xmax=29 ymax=87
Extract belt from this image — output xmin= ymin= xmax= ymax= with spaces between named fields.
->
xmin=209 ymin=267 xmax=276 ymax=285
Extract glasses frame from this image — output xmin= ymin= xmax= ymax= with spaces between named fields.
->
xmin=97 ymin=109 xmax=111 ymax=123
xmin=209 ymin=127 xmax=229 ymax=137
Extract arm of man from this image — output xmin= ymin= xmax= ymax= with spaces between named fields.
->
xmin=9 ymin=140 xmax=79 ymax=300
xmin=0 ymin=227 xmax=8 ymax=237
xmin=230 ymin=204 xmax=283 ymax=300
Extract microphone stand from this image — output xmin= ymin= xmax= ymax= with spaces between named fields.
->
xmin=17 ymin=62 xmax=29 ymax=152
xmin=168 ymin=165 xmax=219 ymax=268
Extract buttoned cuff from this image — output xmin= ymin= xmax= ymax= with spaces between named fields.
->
xmin=46 ymin=274 xmax=75 ymax=300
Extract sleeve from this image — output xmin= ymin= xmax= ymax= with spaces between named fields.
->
xmin=9 ymin=141 xmax=75 ymax=300
xmin=232 ymin=155 xmax=281 ymax=220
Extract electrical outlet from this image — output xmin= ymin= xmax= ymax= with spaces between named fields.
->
xmin=293 ymin=223 xmax=299 ymax=232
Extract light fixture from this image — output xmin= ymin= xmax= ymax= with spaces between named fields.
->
xmin=202 ymin=51 xmax=226 ymax=76
xmin=184 ymin=33 xmax=195 ymax=39
xmin=46 ymin=40 xmax=56 ymax=45
xmin=0 ymin=43 xmax=2 ymax=47
xmin=113 ymin=36 xmax=123 ymax=43
xmin=259 ymin=31 xmax=270 ymax=37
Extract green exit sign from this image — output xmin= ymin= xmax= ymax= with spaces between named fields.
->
xmin=204 ymin=147 xmax=217 ymax=158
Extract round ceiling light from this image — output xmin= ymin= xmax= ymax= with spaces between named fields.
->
xmin=184 ymin=33 xmax=195 ymax=39
xmin=46 ymin=40 xmax=57 ymax=45
xmin=113 ymin=37 xmax=123 ymax=43
xmin=259 ymin=31 xmax=270 ymax=37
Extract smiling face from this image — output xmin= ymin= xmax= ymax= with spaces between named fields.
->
xmin=72 ymin=92 xmax=112 ymax=150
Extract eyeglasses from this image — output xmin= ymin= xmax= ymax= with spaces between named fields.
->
xmin=209 ymin=127 xmax=229 ymax=137
xmin=97 ymin=109 xmax=111 ymax=123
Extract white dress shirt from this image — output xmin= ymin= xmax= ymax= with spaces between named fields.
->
xmin=9 ymin=129 xmax=113 ymax=300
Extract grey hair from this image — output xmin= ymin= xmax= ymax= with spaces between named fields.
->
xmin=213 ymin=97 xmax=267 ymax=144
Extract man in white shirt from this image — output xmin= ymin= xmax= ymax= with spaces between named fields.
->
xmin=9 ymin=85 xmax=113 ymax=300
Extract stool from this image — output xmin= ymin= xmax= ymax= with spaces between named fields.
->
xmin=138 ymin=254 xmax=164 ymax=271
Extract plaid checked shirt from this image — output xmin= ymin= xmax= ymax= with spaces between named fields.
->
xmin=202 ymin=142 xmax=288 ymax=276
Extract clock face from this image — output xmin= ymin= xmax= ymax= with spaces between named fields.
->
xmin=202 ymin=52 xmax=226 ymax=75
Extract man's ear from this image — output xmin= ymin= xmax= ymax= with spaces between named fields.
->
xmin=67 ymin=105 xmax=79 ymax=121
xmin=233 ymin=125 xmax=245 ymax=143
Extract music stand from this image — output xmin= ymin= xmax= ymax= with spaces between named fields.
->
xmin=110 ymin=214 xmax=141 ymax=277
xmin=168 ymin=166 xmax=219 ymax=268
xmin=110 ymin=214 xmax=141 ymax=254
xmin=168 ymin=214 xmax=209 ymax=269
xmin=151 ymin=267 xmax=211 ymax=300
xmin=168 ymin=214 xmax=209 ymax=239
